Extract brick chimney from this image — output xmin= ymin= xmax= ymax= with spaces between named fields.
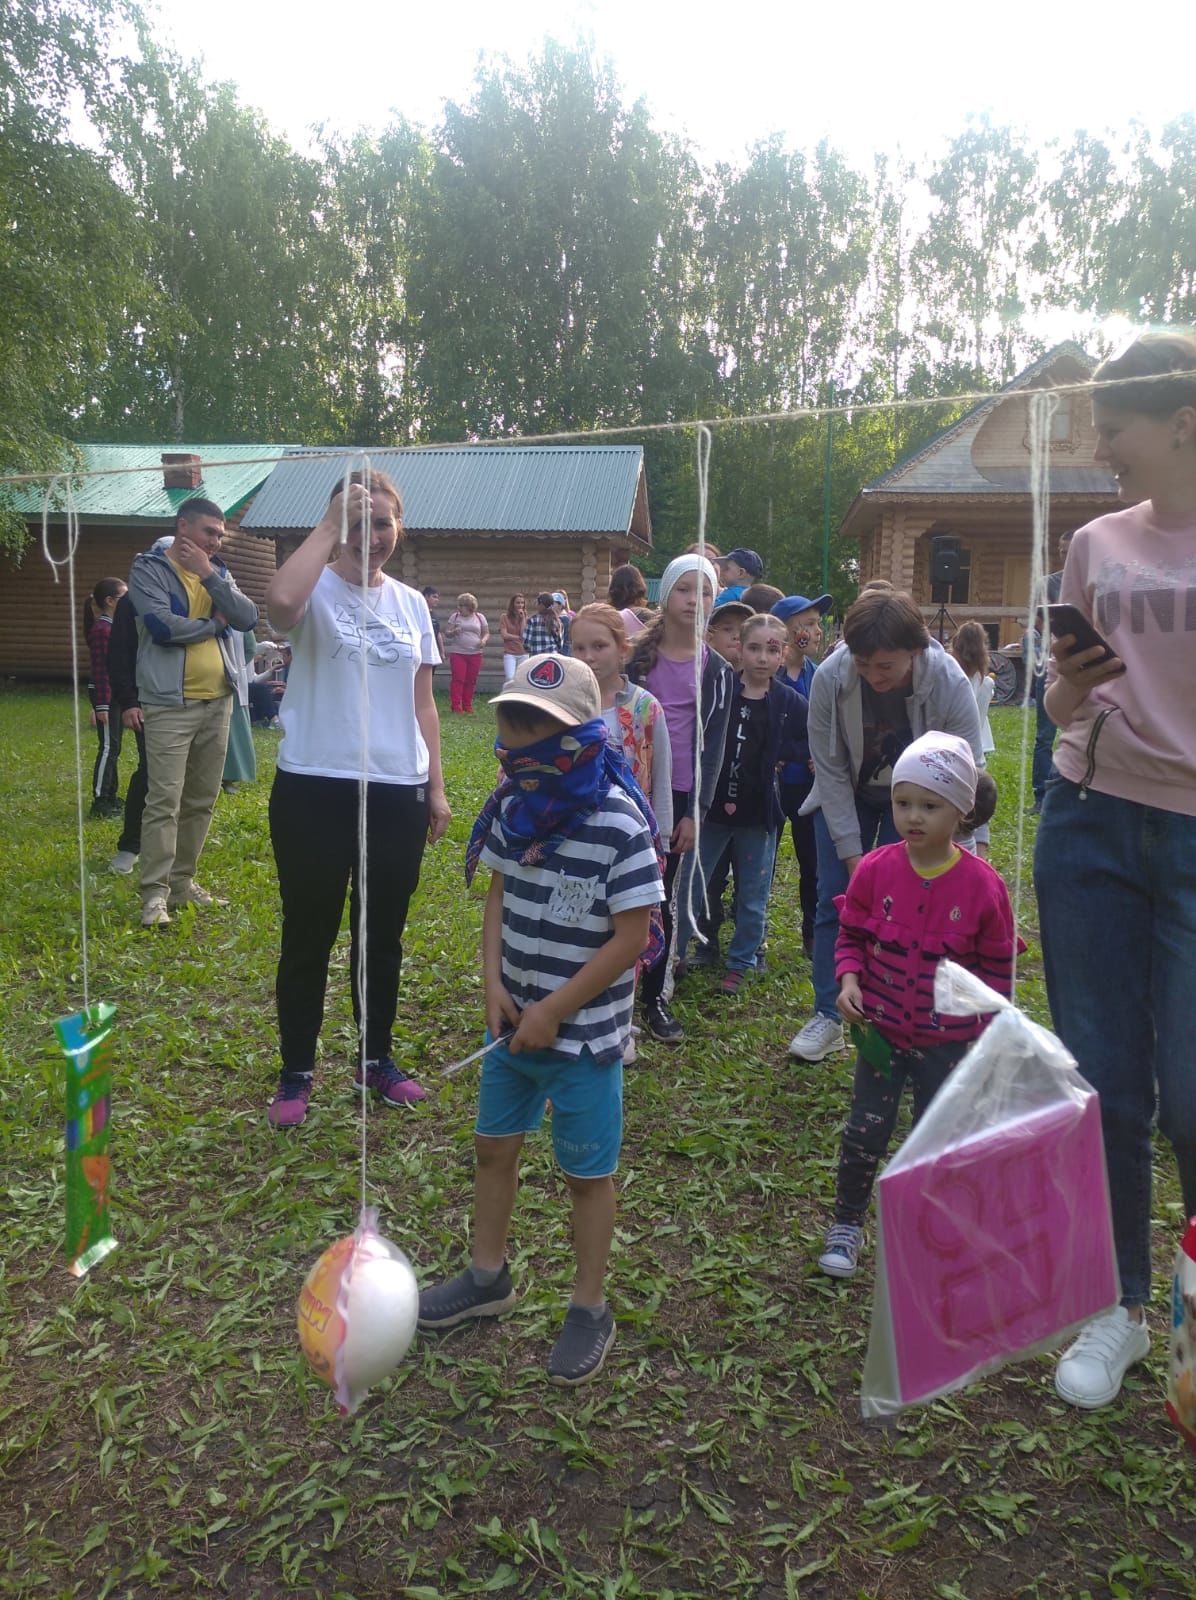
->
xmin=162 ymin=452 xmax=203 ymax=490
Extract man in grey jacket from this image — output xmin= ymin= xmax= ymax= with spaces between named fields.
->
xmin=789 ymin=589 xmax=983 ymax=1061
xmin=127 ymin=498 xmax=258 ymax=927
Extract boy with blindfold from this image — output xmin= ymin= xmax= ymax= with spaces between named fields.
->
xmin=418 ymin=654 xmax=664 ymax=1384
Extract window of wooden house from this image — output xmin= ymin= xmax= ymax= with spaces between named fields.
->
xmin=1051 ymin=394 xmax=1073 ymax=444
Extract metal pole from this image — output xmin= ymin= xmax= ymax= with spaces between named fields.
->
xmin=821 ymin=380 xmax=834 ymax=594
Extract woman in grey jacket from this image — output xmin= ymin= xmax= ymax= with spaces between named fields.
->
xmin=789 ymin=590 xmax=983 ymax=1062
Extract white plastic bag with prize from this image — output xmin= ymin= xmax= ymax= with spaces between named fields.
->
xmin=861 ymin=961 xmax=1120 ymax=1418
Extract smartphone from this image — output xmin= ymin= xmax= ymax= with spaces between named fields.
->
xmin=1047 ymin=604 xmax=1125 ymax=673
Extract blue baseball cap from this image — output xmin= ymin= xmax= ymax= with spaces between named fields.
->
xmin=771 ymin=593 xmax=833 ymax=621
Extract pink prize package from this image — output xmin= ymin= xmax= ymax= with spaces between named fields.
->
xmin=1166 ymin=1217 xmax=1196 ymax=1455
xmin=861 ymin=963 xmax=1120 ymax=1418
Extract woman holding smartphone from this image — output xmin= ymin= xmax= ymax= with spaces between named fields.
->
xmin=1035 ymin=332 xmax=1196 ymax=1410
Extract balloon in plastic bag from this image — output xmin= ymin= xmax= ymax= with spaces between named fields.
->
xmin=860 ymin=961 xmax=1120 ymax=1419
xmin=1166 ymin=1216 xmax=1196 ymax=1455
xmin=297 ymin=1207 xmax=419 ymax=1413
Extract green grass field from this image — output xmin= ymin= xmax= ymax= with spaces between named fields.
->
xmin=0 ymin=690 xmax=1192 ymax=1600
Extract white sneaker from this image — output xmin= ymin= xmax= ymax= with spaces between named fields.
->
xmin=110 ymin=850 xmax=138 ymax=875
xmin=789 ymin=1014 xmax=845 ymax=1061
xmin=623 ymin=1025 xmax=639 ymax=1066
xmin=140 ymin=896 xmax=171 ymax=928
xmin=1054 ymin=1306 xmax=1150 ymax=1410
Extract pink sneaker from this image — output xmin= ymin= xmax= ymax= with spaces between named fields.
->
xmin=268 ymin=1075 xmax=312 ymax=1127
xmin=355 ymin=1057 xmax=429 ymax=1106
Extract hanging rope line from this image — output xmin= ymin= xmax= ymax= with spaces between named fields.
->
xmin=1009 ymin=389 xmax=1059 ymax=998
xmin=4 ymin=364 xmax=1193 ymax=490
xmin=40 ymin=477 xmax=91 ymax=1009
xmin=355 ymin=457 xmax=374 ymax=1218
xmin=683 ymin=424 xmax=714 ymax=949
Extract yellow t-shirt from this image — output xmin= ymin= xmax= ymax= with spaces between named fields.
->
xmin=169 ymin=560 xmax=228 ymax=700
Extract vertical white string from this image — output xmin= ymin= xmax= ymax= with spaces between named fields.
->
xmin=41 ymin=477 xmax=90 ymax=1010
xmin=356 ymin=458 xmax=373 ymax=1217
xmin=1011 ymin=389 xmax=1058 ymax=997
xmin=683 ymin=425 xmax=714 ymax=946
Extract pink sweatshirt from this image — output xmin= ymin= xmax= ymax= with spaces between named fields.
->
xmin=1052 ymin=501 xmax=1196 ymax=815
xmin=835 ymin=844 xmax=1017 ymax=1051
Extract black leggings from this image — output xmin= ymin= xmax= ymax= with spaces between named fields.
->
xmin=641 ymin=787 xmax=691 ymax=1005
xmin=117 ymin=726 xmax=148 ymax=853
xmin=270 ymin=769 xmax=428 ymax=1073
xmin=834 ymin=1039 xmax=967 ymax=1224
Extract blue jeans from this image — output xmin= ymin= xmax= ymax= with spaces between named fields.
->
xmin=1034 ymin=778 xmax=1196 ymax=1304
xmin=1031 ymin=669 xmax=1057 ymax=802
xmin=811 ymin=798 xmax=901 ymax=1017
xmin=678 ymin=822 xmax=777 ymax=973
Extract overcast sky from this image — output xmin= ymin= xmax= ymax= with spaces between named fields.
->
xmin=141 ymin=0 xmax=1184 ymax=164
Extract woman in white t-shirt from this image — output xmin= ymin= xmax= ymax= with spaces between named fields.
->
xmin=262 ymin=470 xmax=452 ymax=1127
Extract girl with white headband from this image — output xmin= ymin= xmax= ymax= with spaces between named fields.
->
xmin=817 ymin=730 xmax=1017 ymax=1281
xmin=626 ymin=555 xmax=735 ymax=1043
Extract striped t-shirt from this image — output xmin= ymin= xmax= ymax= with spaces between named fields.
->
xmin=480 ymin=790 xmax=664 ymax=1065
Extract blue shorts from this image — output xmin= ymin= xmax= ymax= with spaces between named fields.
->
xmin=475 ymin=1038 xmax=622 ymax=1179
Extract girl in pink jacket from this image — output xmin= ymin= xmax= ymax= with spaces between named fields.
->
xmin=818 ymin=731 xmax=1016 ymax=1281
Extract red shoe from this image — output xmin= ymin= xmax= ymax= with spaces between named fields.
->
xmin=721 ymin=970 xmax=744 ymax=995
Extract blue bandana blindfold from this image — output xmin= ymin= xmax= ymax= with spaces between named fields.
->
xmin=464 ymin=717 xmax=665 ymax=969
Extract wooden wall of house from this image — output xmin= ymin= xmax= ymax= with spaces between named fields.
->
xmin=221 ymin=527 xmax=276 ymax=620
xmin=972 ymin=390 xmax=1100 ymax=474
xmin=1 ymin=521 xmax=277 ymax=680
xmin=0 ymin=528 xmax=146 ymax=678
xmin=906 ymin=512 xmax=1099 ymax=645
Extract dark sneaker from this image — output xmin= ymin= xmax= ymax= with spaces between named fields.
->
xmin=355 ymin=1057 xmax=429 ymax=1105
xmin=643 ymin=999 xmax=684 ymax=1044
xmin=721 ymin=969 xmax=744 ymax=994
xmin=548 ymin=1305 xmax=617 ymax=1386
xmin=418 ymin=1265 xmax=517 ymax=1329
xmin=818 ymin=1222 xmax=863 ymax=1279
xmin=690 ymin=939 xmax=719 ymax=969
xmin=268 ymin=1074 xmax=312 ymax=1128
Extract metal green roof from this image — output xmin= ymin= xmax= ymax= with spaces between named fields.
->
xmin=6 ymin=443 xmax=293 ymax=522
xmin=241 ymin=444 xmax=647 ymax=536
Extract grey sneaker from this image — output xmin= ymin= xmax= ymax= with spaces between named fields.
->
xmin=548 ymin=1305 xmax=616 ymax=1385
xmin=789 ymin=1014 xmax=845 ymax=1061
xmin=818 ymin=1222 xmax=864 ymax=1278
xmin=110 ymin=850 xmax=138 ymax=875
xmin=168 ymin=882 xmax=228 ymax=911
xmin=140 ymin=896 xmax=171 ymax=928
xmin=418 ymin=1265 xmax=516 ymax=1329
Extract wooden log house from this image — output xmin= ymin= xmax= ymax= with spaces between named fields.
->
xmin=840 ymin=343 xmax=1120 ymax=647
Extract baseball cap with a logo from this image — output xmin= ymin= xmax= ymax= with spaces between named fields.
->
xmin=490 ymin=653 xmax=601 ymax=727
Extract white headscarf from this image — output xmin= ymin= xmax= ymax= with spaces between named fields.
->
xmin=892 ymin=732 xmax=978 ymax=815
xmin=658 ymin=554 xmax=719 ymax=611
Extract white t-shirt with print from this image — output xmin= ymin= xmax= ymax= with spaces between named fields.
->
xmin=276 ymin=568 xmax=441 ymax=783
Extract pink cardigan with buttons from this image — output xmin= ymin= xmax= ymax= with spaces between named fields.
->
xmin=834 ymin=843 xmax=1019 ymax=1051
